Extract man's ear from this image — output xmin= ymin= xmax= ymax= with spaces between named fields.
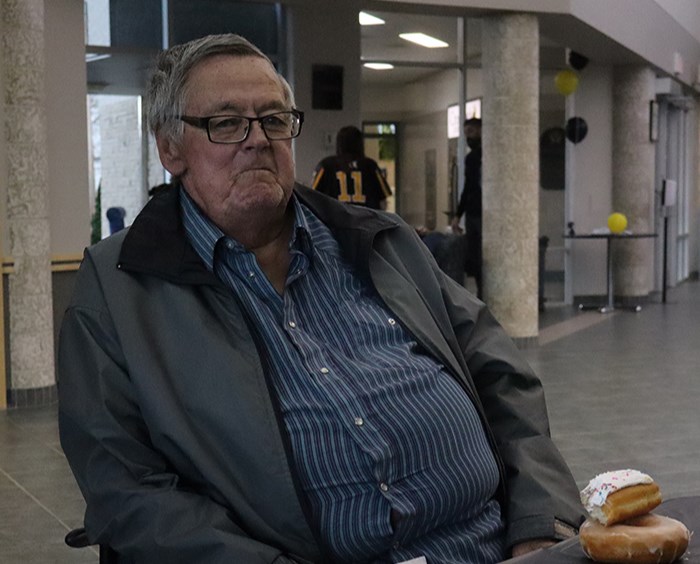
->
xmin=156 ymin=134 xmax=186 ymax=176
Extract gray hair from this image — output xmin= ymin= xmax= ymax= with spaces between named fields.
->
xmin=147 ymin=33 xmax=295 ymax=143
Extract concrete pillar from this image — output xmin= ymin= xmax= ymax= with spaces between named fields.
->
xmin=612 ymin=66 xmax=656 ymax=298
xmin=2 ymin=0 xmax=56 ymax=405
xmin=482 ymin=14 xmax=539 ymax=341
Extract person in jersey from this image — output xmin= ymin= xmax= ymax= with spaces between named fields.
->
xmin=311 ymin=125 xmax=392 ymax=210
xmin=58 ymin=33 xmax=584 ymax=564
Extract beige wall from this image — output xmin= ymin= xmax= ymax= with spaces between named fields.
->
xmin=362 ymin=67 xmax=478 ymax=231
xmin=46 ymin=0 xmax=91 ymax=255
xmin=362 ymin=64 xmax=570 ymax=237
xmin=398 ymin=111 xmax=448 ymax=228
xmin=287 ymin=0 xmax=363 ymax=184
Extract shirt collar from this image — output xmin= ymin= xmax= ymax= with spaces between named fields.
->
xmin=180 ymin=186 xmax=313 ymax=271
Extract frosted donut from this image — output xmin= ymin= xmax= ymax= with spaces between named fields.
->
xmin=579 ymin=513 xmax=690 ymax=564
xmin=581 ymin=469 xmax=662 ymax=525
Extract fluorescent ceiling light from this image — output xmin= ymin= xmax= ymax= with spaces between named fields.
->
xmin=364 ymin=62 xmax=394 ymax=70
xmin=86 ymin=53 xmax=111 ymax=63
xmin=359 ymin=11 xmax=385 ymax=26
xmin=399 ymin=32 xmax=448 ymax=48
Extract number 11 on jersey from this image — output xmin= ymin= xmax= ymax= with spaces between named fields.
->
xmin=335 ymin=170 xmax=366 ymax=204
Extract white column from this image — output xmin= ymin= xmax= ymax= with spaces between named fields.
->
xmin=2 ymin=0 xmax=55 ymax=403
xmin=482 ymin=13 xmax=539 ymax=340
xmin=612 ymin=66 xmax=656 ymax=298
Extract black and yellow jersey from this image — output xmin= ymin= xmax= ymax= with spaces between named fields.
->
xmin=311 ymin=155 xmax=392 ymax=210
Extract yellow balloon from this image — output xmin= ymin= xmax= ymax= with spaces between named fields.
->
xmin=608 ymin=212 xmax=628 ymax=234
xmin=555 ymin=69 xmax=579 ymax=96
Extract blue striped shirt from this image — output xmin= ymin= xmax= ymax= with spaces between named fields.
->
xmin=181 ymin=189 xmax=505 ymax=563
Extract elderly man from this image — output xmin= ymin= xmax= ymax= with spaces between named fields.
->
xmin=59 ymin=34 xmax=584 ymax=563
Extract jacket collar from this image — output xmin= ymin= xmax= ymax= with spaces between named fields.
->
xmin=294 ymin=184 xmax=399 ymax=270
xmin=117 ymin=182 xmax=399 ymax=283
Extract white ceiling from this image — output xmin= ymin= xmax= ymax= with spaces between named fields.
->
xmin=87 ymin=7 xmax=646 ymax=94
xmin=360 ymin=10 xmax=476 ymax=86
xmin=358 ymin=7 xmax=647 ymax=87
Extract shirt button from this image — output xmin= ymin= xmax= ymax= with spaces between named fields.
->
xmin=226 ymin=241 xmax=234 ymax=250
xmin=248 ymin=271 xmax=255 ymax=278
xmin=354 ymin=417 xmax=364 ymax=426
xmin=388 ymin=318 xmax=396 ymax=325
xmin=393 ymin=542 xmax=400 ymax=550
xmin=379 ymin=482 xmax=389 ymax=492
xmin=288 ymin=321 xmax=296 ymax=328
xmin=320 ymin=367 xmax=329 ymax=374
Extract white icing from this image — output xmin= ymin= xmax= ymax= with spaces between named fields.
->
xmin=580 ymin=469 xmax=653 ymax=513
xmin=587 ymin=505 xmax=607 ymax=523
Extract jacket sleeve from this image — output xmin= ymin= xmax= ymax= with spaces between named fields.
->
xmin=439 ymin=272 xmax=586 ymax=547
xmin=58 ymin=256 xmax=308 ymax=564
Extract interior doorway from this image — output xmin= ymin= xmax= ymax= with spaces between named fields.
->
xmin=363 ymin=122 xmax=398 ymax=214
xmin=654 ymin=96 xmax=695 ymax=292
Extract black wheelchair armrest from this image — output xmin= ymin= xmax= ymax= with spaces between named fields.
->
xmin=65 ymin=527 xmax=121 ymax=563
xmin=65 ymin=527 xmax=92 ymax=548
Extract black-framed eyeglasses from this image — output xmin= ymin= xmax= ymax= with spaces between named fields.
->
xmin=178 ymin=110 xmax=304 ymax=144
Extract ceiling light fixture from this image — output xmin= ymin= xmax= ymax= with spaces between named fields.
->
xmin=399 ymin=32 xmax=448 ymax=48
xmin=364 ymin=63 xmax=395 ymax=70
xmin=359 ymin=12 xmax=385 ymax=26
xmin=86 ymin=53 xmax=111 ymax=63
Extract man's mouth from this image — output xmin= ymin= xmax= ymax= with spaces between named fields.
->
xmin=243 ymin=166 xmax=274 ymax=174
xmin=234 ymin=168 xmax=279 ymax=186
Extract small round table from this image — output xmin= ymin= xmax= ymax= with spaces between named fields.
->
xmin=564 ymin=232 xmax=657 ymax=313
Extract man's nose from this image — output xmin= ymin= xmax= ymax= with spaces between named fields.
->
xmin=244 ymin=120 xmax=270 ymax=146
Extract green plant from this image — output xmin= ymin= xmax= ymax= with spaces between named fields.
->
xmin=378 ymin=137 xmax=396 ymax=161
xmin=90 ymin=184 xmax=102 ymax=245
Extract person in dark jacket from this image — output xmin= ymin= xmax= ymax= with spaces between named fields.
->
xmin=58 ymin=33 xmax=584 ymax=564
xmin=451 ymin=118 xmax=483 ymax=298
xmin=311 ymin=125 xmax=392 ymax=210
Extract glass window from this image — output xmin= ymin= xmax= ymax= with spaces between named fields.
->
xmin=363 ymin=123 xmax=396 ymax=136
xmin=84 ymin=0 xmax=111 ymax=46
xmin=110 ymin=0 xmax=163 ymax=49
xmin=85 ymin=0 xmax=163 ymax=49
xmin=170 ymin=0 xmax=280 ymax=56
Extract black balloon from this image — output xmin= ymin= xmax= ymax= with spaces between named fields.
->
xmin=565 ymin=117 xmax=588 ymax=144
xmin=568 ymin=51 xmax=589 ymax=71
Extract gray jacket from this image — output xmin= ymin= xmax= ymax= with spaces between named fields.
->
xmin=58 ymin=184 xmax=584 ymax=563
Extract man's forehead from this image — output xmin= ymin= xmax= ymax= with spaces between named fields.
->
xmin=188 ymin=54 xmax=276 ymax=81
xmin=185 ymin=56 xmax=287 ymax=111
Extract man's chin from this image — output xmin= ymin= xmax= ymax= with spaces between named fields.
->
xmin=235 ymin=183 xmax=291 ymax=212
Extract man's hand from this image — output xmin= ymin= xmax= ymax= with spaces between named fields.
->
xmin=450 ymin=217 xmax=464 ymax=234
xmin=511 ymin=539 xmax=557 ymax=557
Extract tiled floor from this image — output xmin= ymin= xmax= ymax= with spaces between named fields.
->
xmin=0 ymin=406 xmax=97 ymax=562
xmin=2 ymin=281 xmax=700 ymax=563
xmin=525 ymin=282 xmax=700 ymax=499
